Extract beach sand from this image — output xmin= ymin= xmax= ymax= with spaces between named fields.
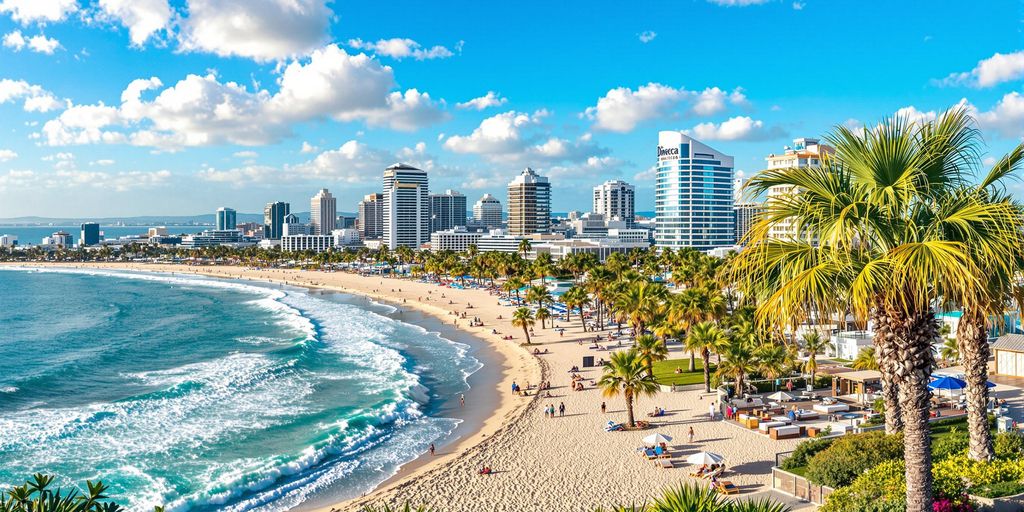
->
xmin=5 ymin=262 xmax=811 ymax=511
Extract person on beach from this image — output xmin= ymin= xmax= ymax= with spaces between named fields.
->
xmin=709 ymin=402 xmax=716 ymax=421
xmin=688 ymin=426 xmax=695 ymax=443
xmin=460 ymin=394 xmax=465 ymax=407
xmin=601 ymin=401 xmax=606 ymax=414
xmin=559 ymin=402 xmax=565 ymax=417
xmin=429 ymin=443 xmax=435 ymax=456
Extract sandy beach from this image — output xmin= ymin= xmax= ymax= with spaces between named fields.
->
xmin=5 ymin=262 xmax=812 ymax=511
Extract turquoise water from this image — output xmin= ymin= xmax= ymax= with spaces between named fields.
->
xmin=0 ymin=268 xmax=481 ymax=511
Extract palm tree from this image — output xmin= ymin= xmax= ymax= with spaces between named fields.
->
xmin=614 ymin=280 xmax=666 ymax=336
xmin=852 ymin=347 xmax=880 ymax=371
xmin=686 ymin=321 xmax=730 ymax=393
xmin=635 ymin=334 xmax=668 ymax=377
xmin=593 ymin=483 xmax=791 ymax=512
xmin=535 ymin=307 xmax=551 ymax=329
xmin=563 ymin=286 xmax=591 ymax=331
xmin=518 ymin=238 xmax=532 ymax=259
xmin=597 ymin=348 xmax=659 ymax=428
xmin=939 ymin=337 xmax=959 ymax=366
xmin=731 ymin=108 xmax=1014 ymax=511
xmin=801 ymin=331 xmax=834 ymax=387
xmin=716 ymin=336 xmax=757 ymax=397
xmin=503 ymin=277 xmax=525 ymax=303
xmin=512 ymin=307 xmax=535 ymax=345
xmin=755 ymin=343 xmax=792 ymax=390
xmin=527 ymin=285 xmax=552 ymax=309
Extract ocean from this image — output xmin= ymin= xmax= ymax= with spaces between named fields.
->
xmin=0 ymin=267 xmax=485 ymax=511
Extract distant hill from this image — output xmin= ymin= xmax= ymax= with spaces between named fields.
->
xmin=0 ymin=211 xmax=353 ymax=226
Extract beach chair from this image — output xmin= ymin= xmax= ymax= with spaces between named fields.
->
xmin=656 ymin=459 xmax=673 ymax=469
xmin=604 ymin=421 xmax=624 ymax=432
xmin=716 ymin=481 xmax=739 ymax=495
xmin=643 ymin=448 xmax=657 ymax=459
xmin=654 ymin=446 xmax=671 ymax=459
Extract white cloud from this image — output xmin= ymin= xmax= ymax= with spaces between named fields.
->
xmin=0 ymin=149 xmax=17 ymax=161
xmin=638 ymin=31 xmax=657 ymax=43
xmin=178 ymin=0 xmax=332 ymax=62
xmin=938 ymin=51 xmax=1024 ymax=88
xmin=40 ymin=45 xmax=446 ymax=148
xmin=233 ymin=150 xmax=257 ymax=158
xmin=347 ymin=38 xmax=459 ymax=60
xmin=583 ymin=83 xmax=750 ymax=132
xmin=0 ymin=0 xmax=77 ymax=24
xmin=547 ymin=156 xmax=624 ymax=181
xmin=98 ymin=0 xmax=171 ymax=46
xmin=300 ymin=141 xmax=318 ymax=153
xmin=983 ymin=156 xmax=998 ymax=167
xmin=687 ymin=116 xmax=784 ymax=141
xmin=3 ymin=30 xmax=60 ymax=53
xmin=970 ymin=92 xmax=1024 ymax=139
xmin=792 ymin=1 xmax=805 ymax=9
xmin=456 ymin=91 xmax=507 ymax=110
xmin=0 ymin=78 xmax=63 ymax=112
xmin=633 ymin=165 xmax=657 ymax=182
xmin=90 ymin=159 xmax=115 ymax=166
xmin=444 ymin=109 xmax=606 ymax=166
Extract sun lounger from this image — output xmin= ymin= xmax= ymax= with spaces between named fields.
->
xmin=770 ymin=425 xmax=805 ymax=440
xmin=717 ymin=481 xmax=739 ymax=495
xmin=654 ymin=446 xmax=671 ymax=459
xmin=643 ymin=449 xmax=657 ymax=459
xmin=813 ymin=403 xmax=850 ymax=413
xmin=703 ymin=466 xmax=724 ymax=479
xmin=758 ymin=421 xmax=787 ymax=433
xmin=770 ymin=415 xmax=792 ymax=423
xmin=795 ymin=410 xmax=819 ymax=420
xmin=605 ymin=421 xmax=624 ymax=432
xmin=656 ymin=459 xmax=673 ymax=469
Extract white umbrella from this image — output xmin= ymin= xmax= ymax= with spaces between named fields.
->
xmin=767 ymin=391 xmax=795 ymax=402
xmin=686 ymin=451 xmax=725 ymax=465
xmin=642 ymin=433 xmax=673 ymax=445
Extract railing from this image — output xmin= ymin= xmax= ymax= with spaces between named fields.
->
xmin=771 ymin=454 xmax=835 ymax=505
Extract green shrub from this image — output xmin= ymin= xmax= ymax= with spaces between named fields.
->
xmin=972 ymin=480 xmax=1024 ymax=499
xmin=995 ymin=431 xmax=1024 ymax=459
xmin=821 ymin=459 xmax=970 ymax=512
xmin=933 ymin=431 xmax=969 ymax=461
xmin=781 ymin=437 xmax=834 ymax=471
xmin=933 ymin=455 xmax=1024 ymax=494
xmin=806 ymin=432 xmax=903 ymax=488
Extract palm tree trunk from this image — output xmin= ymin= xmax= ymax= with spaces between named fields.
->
xmin=957 ymin=306 xmax=995 ymax=461
xmin=626 ymin=391 xmax=635 ymax=427
xmin=689 ymin=351 xmax=696 ymax=372
xmin=872 ymin=307 xmax=904 ymax=433
xmin=895 ymin=309 xmax=938 ymax=512
xmin=523 ymin=326 xmax=531 ymax=345
xmin=701 ymin=348 xmax=712 ymax=393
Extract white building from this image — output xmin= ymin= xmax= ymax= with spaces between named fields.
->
xmin=148 ymin=227 xmax=169 ymax=237
xmin=0 ymin=234 xmax=17 ymax=247
xmin=332 ymin=228 xmax=362 ymax=248
xmin=654 ymin=131 xmax=735 ymax=251
xmin=44 ymin=231 xmax=74 ymax=247
xmin=282 ymin=213 xmax=309 ymax=237
xmin=593 ymin=179 xmax=635 ymax=226
xmin=734 ymin=202 xmax=765 ymax=245
xmin=473 ymin=193 xmax=503 ymax=228
xmin=282 ymin=234 xmax=334 ymax=253
xmin=357 ymin=193 xmax=384 ymax=240
xmin=310 ymin=188 xmax=337 ymax=235
xmin=431 ymin=227 xmax=484 ymax=252
xmin=179 ymin=229 xmax=246 ymax=248
xmin=830 ymin=331 xmax=874 ymax=361
xmin=477 ymin=230 xmax=527 ymax=254
xmin=507 ymin=168 xmax=551 ymax=236
xmin=765 ymin=137 xmax=833 ymax=239
xmin=383 ymin=163 xmax=430 ymax=249
xmin=531 ymin=237 xmax=650 ymax=262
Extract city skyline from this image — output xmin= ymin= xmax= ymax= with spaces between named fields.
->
xmin=0 ymin=1 xmax=1021 ymax=218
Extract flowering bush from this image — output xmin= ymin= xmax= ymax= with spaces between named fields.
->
xmin=820 ymin=460 xmax=973 ymax=512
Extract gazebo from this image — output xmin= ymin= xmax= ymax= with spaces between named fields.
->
xmin=828 ymin=369 xmax=882 ymax=404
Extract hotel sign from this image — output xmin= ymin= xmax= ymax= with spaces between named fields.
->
xmin=657 ymin=145 xmax=680 ymax=160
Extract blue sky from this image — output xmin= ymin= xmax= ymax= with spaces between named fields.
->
xmin=0 ymin=0 xmax=1021 ymax=218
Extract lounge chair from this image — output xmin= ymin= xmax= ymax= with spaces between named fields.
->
xmin=656 ymin=459 xmax=673 ymax=469
xmin=716 ymin=481 xmax=739 ymax=495
xmin=703 ymin=466 xmax=724 ymax=480
xmin=654 ymin=446 xmax=671 ymax=459
xmin=605 ymin=421 xmax=624 ymax=432
xmin=643 ymin=448 xmax=658 ymax=459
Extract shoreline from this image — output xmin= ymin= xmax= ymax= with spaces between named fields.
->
xmin=0 ymin=262 xmax=544 ymax=511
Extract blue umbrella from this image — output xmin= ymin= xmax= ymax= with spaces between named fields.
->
xmin=928 ymin=376 xmax=967 ymax=391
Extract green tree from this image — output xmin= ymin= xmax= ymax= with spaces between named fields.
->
xmin=597 ymin=348 xmax=659 ymax=428
xmin=685 ymin=321 xmax=729 ymax=393
xmin=852 ymin=347 xmax=880 ymax=371
xmin=512 ymin=307 xmax=535 ymax=345
xmin=535 ymin=307 xmax=551 ymax=329
xmin=635 ymin=334 xmax=668 ymax=377
xmin=801 ymin=331 xmax=834 ymax=386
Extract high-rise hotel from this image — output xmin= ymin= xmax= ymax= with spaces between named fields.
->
xmin=764 ymin=137 xmax=832 ymax=240
xmin=264 ymin=201 xmax=290 ymax=240
xmin=310 ymin=189 xmax=337 ymax=235
xmin=654 ymin=131 xmax=735 ymax=251
xmin=383 ymin=163 xmax=430 ymax=248
xmin=507 ymin=168 xmax=551 ymax=236
xmin=357 ymin=193 xmax=384 ymax=240
xmin=429 ymin=189 xmax=467 ymax=233
xmin=593 ymin=179 xmax=635 ymax=226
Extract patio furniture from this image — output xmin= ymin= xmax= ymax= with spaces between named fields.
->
xmin=795 ymin=410 xmax=819 ymax=421
xmin=716 ymin=481 xmax=739 ymax=495
xmin=770 ymin=425 xmax=805 ymax=440
xmin=770 ymin=415 xmax=793 ymax=423
xmin=758 ymin=421 xmax=787 ymax=433
xmin=807 ymin=426 xmax=821 ymax=437
xmin=813 ymin=403 xmax=850 ymax=413
xmin=741 ymin=417 xmax=759 ymax=429
xmin=656 ymin=459 xmax=673 ymax=469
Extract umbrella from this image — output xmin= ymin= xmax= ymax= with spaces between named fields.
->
xmin=766 ymin=391 xmax=795 ymax=402
xmin=643 ymin=433 xmax=673 ymax=445
xmin=928 ymin=376 xmax=967 ymax=391
xmin=686 ymin=451 xmax=725 ymax=465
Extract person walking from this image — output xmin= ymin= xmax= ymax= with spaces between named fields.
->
xmin=600 ymin=401 xmax=606 ymax=414
xmin=429 ymin=443 xmax=435 ymax=456
xmin=688 ymin=426 xmax=695 ymax=443
xmin=460 ymin=394 xmax=465 ymax=407
xmin=559 ymin=402 xmax=565 ymax=417
xmin=708 ymin=401 xmax=716 ymax=421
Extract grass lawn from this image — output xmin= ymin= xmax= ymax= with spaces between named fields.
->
xmin=651 ymin=357 xmax=714 ymax=386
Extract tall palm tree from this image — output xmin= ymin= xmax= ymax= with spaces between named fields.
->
xmin=535 ymin=307 xmax=551 ymax=329
xmin=635 ymin=334 xmax=668 ymax=377
xmin=512 ymin=307 xmax=535 ymax=345
xmin=518 ymin=238 xmax=532 ymax=259
xmin=685 ymin=321 xmax=729 ymax=393
xmin=801 ymin=331 xmax=834 ymax=387
xmin=614 ymin=280 xmax=666 ymax=336
xmin=939 ymin=337 xmax=959 ymax=366
xmin=730 ymin=107 xmax=1013 ymax=511
xmin=715 ymin=336 xmax=757 ymax=398
xmin=597 ymin=348 xmax=659 ymax=428
xmin=503 ymin=277 xmax=525 ymax=303
xmin=852 ymin=347 xmax=880 ymax=371
xmin=755 ymin=343 xmax=792 ymax=390
xmin=527 ymin=285 xmax=552 ymax=309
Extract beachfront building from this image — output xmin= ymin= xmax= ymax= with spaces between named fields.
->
xmin=734 ymin=202 xmax=765 ymax=245
xmin=281 ymin=234 xmax=333 ymax=253
xmin=593 ymin=179 xmax=635 ymax=227
xmin=310 ymin=189 xmax=337 ymax=235
xmin=179 ymin=229 xmax=247 ymax=248
xmin=383 ymin=163 xmax=430 ymax=249
xmin=282 ymin=214 xmax=310 ymax=236
xmin=430 ymin=189 xmax=467 ymax=233
xmin=332 ymin=228 xmax=362 ymax=248
xmin=532 ymin=237 xmax=650 ymax=262
xmin=430 ymin=226 xmax=484 ymax=252
xmin=654 ymin=131 xmax=735 ymax=251
xmin=764 ymin=137 xmax=833 ymax=240
xmin=473 ymin=193 xmax=503 ymax=229
xmin=80 ymin=222 xmax=100 ymax=246
xmin=42 ymin=230 xmax=73 ymax=247
xmin=507 ymin=168 xmax=551 ymax=236
xmin=264 ymin=201 xmax=290 ymax=240
xmin=0 ymin=234 xmax=17 ymax=247
xmin=216 ymin=207 xmax=236 ymax=231
xmin=477 ymin=230 xmax=527 ymax=254
xmin=358 ymin=193 xmax=384 ymax=240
